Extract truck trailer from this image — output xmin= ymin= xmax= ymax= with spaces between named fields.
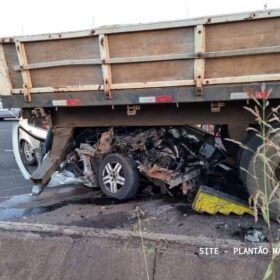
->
xmin=1 ymin=9 xmax=280 ymax=217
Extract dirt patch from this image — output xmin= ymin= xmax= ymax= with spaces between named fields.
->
xmin=68 ymin=211 xmax=131 ymax=229
xmin=11 ymin=193 xmax=277 ymax=243
xmin=0 ymin=184 xmax=276 ymax=244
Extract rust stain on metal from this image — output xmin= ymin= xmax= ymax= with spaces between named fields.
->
xmin=243 ymin=86 xmax=255 ymax=98
xmin=96 ymin=128 xmax=114 ymax=155
xmin=100 ymin=37 xmax=104 ymax=46
xmin=138 ymin=164 xmax=173 ymax=181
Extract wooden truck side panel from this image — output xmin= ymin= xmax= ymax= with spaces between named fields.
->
xmin=0 ymin=9 xmax=280 ymax=108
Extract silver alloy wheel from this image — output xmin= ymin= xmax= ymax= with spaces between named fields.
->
xmin=102 ymin=161 xmax=125 ymax=193
xmin=23 ymin=141 xmax=35 ymax=162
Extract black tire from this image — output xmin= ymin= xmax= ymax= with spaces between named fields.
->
xmin=242 ymin=132 xmax=280 ymax=220
xmin=98 ymin=153 xmax=139 ymax=200
xmin=20 ymin=140 xmax=36 ymax=166
xmin=220 ymin=125 xmax=240 ymax=159
xmin=239 ymin=132 xmax=261 ymax=186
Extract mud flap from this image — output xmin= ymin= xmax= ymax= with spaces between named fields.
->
xmin=192 ymin=185 xmax=254 ymax=216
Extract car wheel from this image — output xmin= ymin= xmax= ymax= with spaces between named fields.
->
xmin=20 ymin=140 xmax=36 ymax=166
xmin=98 ymin=153 xmax=139 ymax=200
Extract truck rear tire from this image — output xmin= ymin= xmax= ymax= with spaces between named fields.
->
xmin=98 ymin=153 xmax=140 ymax=200
xmin=220 ymin=125 xmax=240 ymax=159
xmin=220 ymin=124 xmax=248 ymax=160
xmin=239 ymin=132 xmax=261 ymax=186
xmin=241 ymin=132 xmax=280 ymax=220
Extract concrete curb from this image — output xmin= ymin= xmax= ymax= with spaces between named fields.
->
xmin=0 ymin=221 xmax=243 ymax=248
xmin=0 ymin=221 xmax=277 ymax=280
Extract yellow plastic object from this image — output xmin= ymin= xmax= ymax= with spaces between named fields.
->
xmin=192 ymin=185 xmax=254 ymax=216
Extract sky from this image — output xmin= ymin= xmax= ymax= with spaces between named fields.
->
xmin=0 ymin=0 xmax=279 ymax=37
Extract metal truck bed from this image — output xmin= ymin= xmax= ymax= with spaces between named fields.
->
xmin=1 ymin=9 xmax=280 ymax=108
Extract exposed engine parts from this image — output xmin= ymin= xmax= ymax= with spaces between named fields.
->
xmin=59 ymin=125 xmax=227 ymax=197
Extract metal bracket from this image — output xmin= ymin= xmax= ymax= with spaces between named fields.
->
xmin=23 ymin=85 xmax=32 ymax=102
xmin=196 ymin=85 xmax=203 ymax=97
xmin=127 ymin=105 xmax=140 ymax=116
xmin=32 ymin=108 xmax=47 ymax=118
xmin=104 ymin=78 xmax=111 ymax=100
xmin=211 ymin=102 xmax=225 ymax=112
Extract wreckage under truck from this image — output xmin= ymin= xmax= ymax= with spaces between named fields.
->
xmin=1 ymin=9 xmax=280 ymax=217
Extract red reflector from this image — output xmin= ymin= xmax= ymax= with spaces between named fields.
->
xmin=155 ymin=96 xmax=172 ymax=103
xmin=67 ymin=99 xmax=81 ymax=106
xmin=255 ymin=91 xmax=268 ymax=99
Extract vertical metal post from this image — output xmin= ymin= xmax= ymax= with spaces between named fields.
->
xmin=15 ymin=41 xmax=32 ymax=102
xmin=99 ymin=34 xmax=112 ymax=100
xmin=194 ymin=25 xmax=205 ymax=96
xmin=0 ymin=44 xmax=12 ymax=96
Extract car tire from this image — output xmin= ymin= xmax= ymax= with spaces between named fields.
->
xmin=20 ymin=140 xmax=36 ymax=166
xmin=98 ymin=153 xmax=139 ymax=200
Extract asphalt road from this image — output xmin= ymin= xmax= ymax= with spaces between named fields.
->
xmin=0 ymin=120 xmax=32 ymax=198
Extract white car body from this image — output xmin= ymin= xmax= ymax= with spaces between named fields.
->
xmin=13 ymin=119 xmax=82 ymax=187
xmin=19 ymin=118 xmax=47 ymax=151
xmin=13 ymin=118 xmax=47 ymax=179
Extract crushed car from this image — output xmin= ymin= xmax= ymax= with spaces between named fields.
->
xmin=30 ymin=125 xmax=232 ymax=199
